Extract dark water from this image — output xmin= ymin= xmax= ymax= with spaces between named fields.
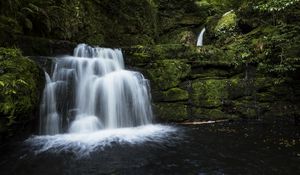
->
xmin=0 ymin=121 xmax=299 ymax=175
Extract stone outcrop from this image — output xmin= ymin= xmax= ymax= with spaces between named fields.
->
xmin=124 ymin=44 xmax=300 ymax=122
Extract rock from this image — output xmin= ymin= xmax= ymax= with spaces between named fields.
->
xmin=160 ymin=88 xmax=189 ymax=102
xmin=146 ymin=59 xmax=191 ymax=90
xmin=191 ymin=79 xmax=228 ymax=108
xmin=214 ymin=11 xmax=238 ymax=39
xmin=154 ymin=103 xmax=188 ymax=122
xmin=191 ymin=107 xmax=236 ymax=120
xmin=179 ymin=31 xmax=197 ymax=45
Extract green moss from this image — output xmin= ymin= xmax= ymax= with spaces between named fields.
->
xmin=191 ymin=107 xmax=237 ymax=120
xmin=154 ymin=103 xmax=188 ymax=121
xmin=232 ymin=99 xmax=259 ymax=118
xmin=255 ymin=77 xmax=275 ymax=91
xmin=158 ymin=29 xmax=197 ymax=45
xmin=256 ymin=92 xmax=275 ymax=102
xmin=152 ymin=44 xmax=192 ymax=59
xmin=214 ymin=11 xmax=237 ymax=37
xmin=191 ymin=68 xmax=232 ymax=79
xmin=125 ymin=44 xmax=235 ymax=67
xmin=0 ymin=47 xmax=44 ymax=138
xmin=147 ymin=59 xmax=191 ymax=90
xmin=161 ymin=88 xmax=189 ymax=102
xmin=191 ymin=79 xmax=228 ymax=107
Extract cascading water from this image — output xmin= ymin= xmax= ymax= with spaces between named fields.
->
xmin=39 ymin=72 xmax=60 ymax=135
xmin=196 ymin=28 xmax=206 ymax=47
xmin=30 ymin=44 xmax=176 ymax=155
xmin=40 ymin=44 xmax=153 ymax=135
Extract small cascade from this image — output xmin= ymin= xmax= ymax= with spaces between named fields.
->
xmin=197 ymin=28 xmax=206 ymax=47
xmin=40 ymin=44 xmax=153 ymax=135
xmin=39 ymin=72 xmax=60 ymax=135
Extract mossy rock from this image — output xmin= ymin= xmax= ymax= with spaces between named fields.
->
xmin=232 ymin=98 xmax=260 ymax=118
xmin=158 ymin=29 xmax=197 ymax=45
xmin=213 ymin=10 xmax=238 ymax=43
xmin=191 ymin=68 xmax=232 ymax=79
xmin=214 ymin=11 xmax=237 ymax=36
xmin=227 ymin=77 xmax=256 ymax=100
xmin=154 ymin=103 xmax=188 ymax=122
xmin=156 ymin=0 xmax=205 ymax=34
xmin=161 ymin=88 xmax=189 ymax=102
xmin=255 ymin=77 xmax=275 ymax=92
xmin=125 ymin=44 xmax=235 ymax=68
xmin=152 ymin=44 xmax=196 ymax=60
xmin=191 ymin=79 xmax=228 ymax=108
xmin=124 ymin=44 xmax=196 ymax=66
xmin=191 ymin=107 xmax=237 ymax=120
xmin=0 ymin=48 xmax=44 ymax=139
xmin=147 ymin=59 xmax=191 ymax=90
xmin=256 ymin=92 xmax=276 ymax=103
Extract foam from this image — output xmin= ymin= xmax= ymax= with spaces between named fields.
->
xmin=26 ymin=125 xmax=178 ymax=156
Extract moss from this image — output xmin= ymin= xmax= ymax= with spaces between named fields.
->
xmin=156 ymin=0 xmax=205 ymax=36
xmin=256 ymin=92 xmax=276 ymax=103
xmin=152 ymin=44 xmax=193 ymax=60
xmin=191 ymin=68 xmax=232 ymax=79
xmin=147 ymin=59 xmax=191 ymax=90
xmin=232 ymin=99 xmax=259 ymax=118
xmin=191 ymin=79 xmax=228 ymax=108
xmin=161 ymin=88 xmax=189 ymax=102
xmin=214 ymin=11 xmax=238 ymax=37
xmin=125 ymin=44 xmax=235 ymax=67
xmin=255 ymin=77 xmax=275 ymax=91
xmin=158 ymin=29 xmax=197 ymax=45
xmin=154 ymin=103 xmax=188 ymax=121
xmin=191 ymin=107 xmax=237 ymax=120
xmin=0 ymin=47 xmax=44 ymax=139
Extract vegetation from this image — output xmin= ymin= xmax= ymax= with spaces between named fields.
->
xmin=0 ymin=48 xmax=44 ymax=139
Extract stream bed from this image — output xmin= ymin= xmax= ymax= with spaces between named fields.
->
xmin=0 ymin=120 xmax=299 ymax=175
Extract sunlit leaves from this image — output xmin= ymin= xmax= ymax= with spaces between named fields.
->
xmin=254 ymin=0 xmax=300 ymax=12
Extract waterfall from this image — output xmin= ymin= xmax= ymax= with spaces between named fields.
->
xmin=196 ymin=28 xmax=206 ymax=47
xmin=40 ymin=44 xmax=153 ymax=135
xmin=39 ymin=72 xmax=60 ymax=135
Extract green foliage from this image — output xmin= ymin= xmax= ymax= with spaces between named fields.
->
xmin=0 ymin=0 xmax=157 ymax=45
xmin=0 ymin=48 xmax=43 ymax=137
xmin=254 ymin=0 xmax=300 ymax=12
xmin=225 ymin=23 xmax=300 ymax=79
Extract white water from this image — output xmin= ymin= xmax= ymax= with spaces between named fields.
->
xmin=196 ymin=28 xmax=206 ymax=47
xmin=34 ymin=44 xmax=175 ymax=154
xmin=39 ymin=72 xmax=60 ymax=135
xmin=27 ymin=125 xmax=178 ymax=156
xmin=40 ymin=44 xmax=153 ymax=134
